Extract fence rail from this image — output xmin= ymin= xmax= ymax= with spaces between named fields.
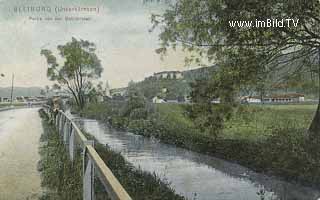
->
xmin=42 ymin=105 xmax=132 ymax=200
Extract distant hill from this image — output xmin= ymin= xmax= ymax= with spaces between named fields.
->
xmin=131 ymin=66 xmax=217 ymax=99
xmin=0 ymin=87 xmax=43 ymax=98
xmin=182 ymin=65 xmax=217 ymax=82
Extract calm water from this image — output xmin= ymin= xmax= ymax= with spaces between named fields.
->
xmin=76 ymin=118 xmax=320 ymax=200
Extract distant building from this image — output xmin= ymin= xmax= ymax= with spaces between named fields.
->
xmin=103 ymin=95 xmax=112 ymax=102
xmin=153 ymin=71 xmax=183 ymax=80
xmin=15 ymin=96 xmax=25 ymax=102
xmin=0 ymin=97 xmax=10 ymax=102
xmin=152 ymin=96 xmax=188 ymax=104
xmin=162 ymin=88 xmax=168 ymax=93
xmin=241 ymin=96 xmax=261 ymax=103
xmin=152 ymin=96 xmax=166 ymax=104
xmin=241 ymin=93 xmax=305 ymax=104
xmin=36 ymin=96 xmax=47 ymax=101
xmin=110 ymin=87 xmax=127 ymax=97
xmin=211 ymin=98 xmax=221 ymax=104
xmin=184 ymin=96 xmax=192 ymax=103
xmin=264 ymin=93 xmax=305 ymax=103
xmin=165 ymin=97 xmax=179 ymax=103
xmin=26 ymin=97 xmax=39 ymax=102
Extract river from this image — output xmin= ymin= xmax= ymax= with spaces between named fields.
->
xmin=76 ymin=118 xmax=320 ymax=200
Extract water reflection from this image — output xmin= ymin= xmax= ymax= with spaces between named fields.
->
xmin=77 ymin=119 xmax=320 ymax=200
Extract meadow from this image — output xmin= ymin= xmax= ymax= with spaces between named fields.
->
xmin=155 ymin=103 xmax=317 ymax=141
xmin=80 ymin=102 xmax=320 ymax=187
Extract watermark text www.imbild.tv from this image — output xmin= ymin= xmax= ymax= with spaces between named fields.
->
xmin=229 ymin=18 xmax=299 ymax=29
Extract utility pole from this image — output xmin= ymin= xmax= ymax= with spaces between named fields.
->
xmin=0 ymin=73 xmax=4 ymax=103
xmin=10 ymin=73 xmax=14 ymax=105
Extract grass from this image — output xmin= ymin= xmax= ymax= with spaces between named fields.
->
xmin=154 ymin=103 xmax=320 ymax=187
xmin=93 ymin=141 xmax=185 ymax=200
xmin=154 ymin=103 xmax=317 ymax=141
xmin=80 ymin=102 xmax=320 ymax=188
xmin=156 ymin=104 xmax=194 ymax=127
xmin=223 ymin=104 xmax=317 ymax=141
xmin=39 ymin=109 xmax=185 ymax=200
xmin=38 ymin=110 xmax=83 ymax=200
xmin=80 ymin=102 xmax=318 ymax=145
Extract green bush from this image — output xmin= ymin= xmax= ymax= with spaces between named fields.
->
xmin=40 ymin=109 xmax=184 ymax=200
xmin=94 ymin=143 xmax=185 ymax=200
xmin=80 ymin=102 xmax=320 ymax=188
xmin=38 ymin=110 xmax=82 ymax=200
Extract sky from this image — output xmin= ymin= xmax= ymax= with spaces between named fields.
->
xmin=0 ymin=0 xmax=191 ymax=88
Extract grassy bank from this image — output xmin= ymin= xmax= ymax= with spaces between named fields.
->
xmin=38 ymin=110 xmax=82 ymax=200
xmin=80 ymin=102 xmax=320 ymax=188
xmin=38 ymin=109 xmax=184 ymax=200
xmin=223 ymin=104 xmax=316 ymax=141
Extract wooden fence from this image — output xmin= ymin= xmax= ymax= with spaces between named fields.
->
xmin=43 ymin=105 xmax=132 ymax=200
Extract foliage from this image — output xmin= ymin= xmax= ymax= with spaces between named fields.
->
xmin=185 ymin=61 xmax=245 ymax=138
xmin=152 ymin=0 xmax=320 ymax=136
xmin=38 ymin=110 xmax=82 ymax=200
xmin=93 ymin=141 xmax=185 ymax=200
xmin=121 ymin=85 xmax=150 ymax=120
xmin=80 ymin=102 xmax=320 ymax=188
xmin=41 ymin=38 xmax=103 ymax=109
xmin=86 ymin=81 xmax=108 ymax=103
xmin=223 ymin=104 xmax=316 ymax=141
xmin=132 ymin=78 xmax=191 ymax=100
xmin=39 ymin=109 xmax=185 ymax=200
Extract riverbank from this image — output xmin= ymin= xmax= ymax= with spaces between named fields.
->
xmin=79 ymin=102 xmax=320 ymax=189
xmin=38 ymin=109 xmax=184 ymax=200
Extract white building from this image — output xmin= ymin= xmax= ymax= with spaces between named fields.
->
xmin=241 ymin=93 xmax=305 ymax=104
xmin=110 ymin=87 xmax=127 ymax=97
xmin=241 ymin=96 xmax=262 ymax=103
xmin=154 ymin=71 xmax=183 ymax=80
xmin=152 ymin=96 xmax=166 ymax=104
xmin=263 ymin=93 xmax=305 ymax=103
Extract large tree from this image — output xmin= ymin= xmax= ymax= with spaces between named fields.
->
xmin=41 ymin=38 xmax=103 ymax=109
xmin=152 ymin=0 xmax=320 ymax=137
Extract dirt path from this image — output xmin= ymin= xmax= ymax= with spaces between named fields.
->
xmin=0 ymin=108 xmax=42 ymax=200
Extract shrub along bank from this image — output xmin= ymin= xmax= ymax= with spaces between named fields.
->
xmin=38 ymin=109 xmax=184 ymax=200
xmin=79 ymin=102 xmax=320 ymax=189
xmin=38 ymin=109 xmax=82 ymax=200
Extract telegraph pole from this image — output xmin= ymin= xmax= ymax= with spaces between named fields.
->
xmin=0 ymin=73 xmax=4 ymax=103
xmin=10 ymin=73 xmax=14 ymax=105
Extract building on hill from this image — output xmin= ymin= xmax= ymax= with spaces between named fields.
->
xmin=110 ymin=87 xmax=127 ymax=97
xmin=153 ymin=71 xmax=183 ymax=80
xmin=182 ymin=65 xmax=217 ymax=81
